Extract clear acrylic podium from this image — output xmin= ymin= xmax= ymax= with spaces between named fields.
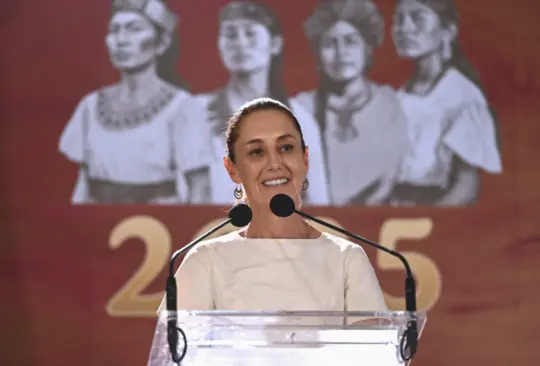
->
xmin=147 ymin=310 xmax=426 ymax=366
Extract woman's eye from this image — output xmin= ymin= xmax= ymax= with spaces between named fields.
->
xmin=280 ymin=144 xmax=294 ymax=152
xmin=249 ymin=148 xmax=263 ymax=156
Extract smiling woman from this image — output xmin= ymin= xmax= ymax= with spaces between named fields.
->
xmin=149 ymin=99 xmax=389 ymax=359
xmin=57 ymin=0 xmax=214 ymax=205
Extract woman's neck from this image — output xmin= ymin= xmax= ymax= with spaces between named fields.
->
xmin=227 ymin=68 xmax=269 ymax=110
xmin=118 ymin=63 xmax=163 ymax=103
xmin=245 ymin=209 xmax=316 ymax=239
xmin=327 ymin=76 xmax=370 ymax=109
xmin=409 ymin=52 xmax=445 ymax=94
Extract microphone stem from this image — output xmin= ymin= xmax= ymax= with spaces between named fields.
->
xmin=168 ymin=218 xmax=231 ymax=277
xmin=294 ymin=210 xmax=414 ymax=279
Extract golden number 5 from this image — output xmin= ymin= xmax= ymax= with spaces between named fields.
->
xmin=106 ymin=216 xmax=171 ymax=317
xmin=377 ymin=218 xmax=442 ymax=311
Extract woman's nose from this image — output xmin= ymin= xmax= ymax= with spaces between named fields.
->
xmin=335 ymin=41 xmax=348 ymax=59
xmin=115 ymin=29 xmax=130 ymax=45
xmin=266 ymin=151 xmax=283 ymax=169
xmin=398 ymin=16 xmax=416 ymax=33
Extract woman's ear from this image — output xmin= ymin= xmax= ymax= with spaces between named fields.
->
xmin=303 ymin=145 xmax=310 ymax=174
xmin=271 ymin=35 xmax=284 ymax=56
xmin=224 ymin=156 xmax=242 ymax=184
xmin=446 ymin=23 xmax=458 ymax=40
xmin=156 ymin=33 xmax=172 ymax=56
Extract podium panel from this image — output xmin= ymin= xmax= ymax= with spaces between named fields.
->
xmin=147 ymin=310 xmax=427 ymax=366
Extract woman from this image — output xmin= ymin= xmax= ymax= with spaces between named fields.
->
xmin=172 ymin=97 xmax=387 ymax=310
xmin=390 ymin=0 xmax=503 ymax=206
xmin=193 ymin=0 xmax=330 ymax=206
xmin=58 ymin=0 xmax=213 ymax=204
xmin=293 ymin=0 xmax=411 ymax=207
xmin=147 ymin=98 xmax=388 ymax=364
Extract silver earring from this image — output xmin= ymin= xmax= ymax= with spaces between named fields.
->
xmin=442 ymin=39 xmax=452 ymax=61
xmin=302 ymin=178 xmax=309 ymax=191
xmin=234 ymin=184 xmax=243 ymax=199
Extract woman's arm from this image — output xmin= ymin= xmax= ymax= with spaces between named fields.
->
xmin=435 ymin=157 xmax=479 ymax=206
xmin=71 ymin=166 xmax=93 ymax=204
xmin=185 ymin=167 xmax=211 ymax=204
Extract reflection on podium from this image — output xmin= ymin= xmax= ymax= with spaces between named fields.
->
xmin=147 ymin=310 xmax=427 ymax=365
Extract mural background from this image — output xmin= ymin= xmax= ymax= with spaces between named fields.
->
xmin=1 ymin=0 xmax=539 ymax=365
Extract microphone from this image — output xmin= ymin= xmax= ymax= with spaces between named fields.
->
xmin=269 ymin=193 xmax=418 ymax=361
xmin=165 ymin=203 xmax=252 ymax=363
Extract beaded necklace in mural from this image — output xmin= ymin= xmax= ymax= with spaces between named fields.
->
xmin=96 ymin=83 xmax=175 ymax=131
xmin=326 ymin=83 xmax=373 ymax=143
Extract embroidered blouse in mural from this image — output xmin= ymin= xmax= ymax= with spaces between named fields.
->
xmin=293 ymin=83 xmax=411 ymax=206
xmin=395 ymin=67 xmax=502 ymax=190
xmin=58 ymin=86 xmax=213 ymax=204
xmin=193 ymin=87 xmax=330 ymax=206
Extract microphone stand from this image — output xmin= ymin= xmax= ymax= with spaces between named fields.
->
xmin=269 ymin=194 xmax=418 ymax=360
xmin=166 ymin=204 xmax=252 ymax=364
xmin=293 ymin=211 xmax=418 ymax=360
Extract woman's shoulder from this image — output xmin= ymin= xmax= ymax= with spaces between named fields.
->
xmin=73 ymin=88 xmax=103 ymax=107
xmin=191 ymin=91 xmax=215 ymax=108
xmin=318 ymin=232 xmax=368 ymax=256
xmin=290 ymin=89 xmax=317 ymax=113
xmin=369 ymin=82 xmax=401 ymax=102
xmin=191 ymin=87 xmax=228 ymax=108
xmin=438 ymin=67 xmax=488 ymax=105
xmin=185 ymin=230 xmax=244 ymax=256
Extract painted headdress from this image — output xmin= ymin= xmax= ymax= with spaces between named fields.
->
xmin=219 ymin=1 xmax=280 ymax=33
xmin=303 ymin=0 xmax=384 ymax=48
xmin=112 ymin=0 xmax=178 ymax=33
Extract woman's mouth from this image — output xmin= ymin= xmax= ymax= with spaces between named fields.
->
xmin=263 ymin=178 xmax=289 ymax=187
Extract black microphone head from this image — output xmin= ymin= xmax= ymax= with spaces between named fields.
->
xmin=270 ymin=194 xmax=295 ymax=217
xmin=228 ymin=203 xmax=252 ymax=227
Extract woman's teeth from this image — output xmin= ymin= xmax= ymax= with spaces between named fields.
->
xmin=263 ymin=178 xmax=289 ymax=187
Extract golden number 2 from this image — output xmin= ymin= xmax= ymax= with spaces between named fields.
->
xmin=106 ymin=216 xmax=171 ymax=317
xmin=377 ymin=218 xmax=442 ymax=311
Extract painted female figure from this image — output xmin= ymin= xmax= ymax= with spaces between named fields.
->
xmin=293 ymin=0 xmax=411 ymax=207
xmin=390 ymin=0 xmax=502 ymax=206
xmin=193 ymin=1 xmax=330 ymax=206
xmin=58 ymin=0 xmax=213 ymax=204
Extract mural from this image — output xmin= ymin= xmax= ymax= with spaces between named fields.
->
xmin=2 ymin=0 xmax=538 ymax=365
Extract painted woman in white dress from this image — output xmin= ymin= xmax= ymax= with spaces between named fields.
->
xmin=58 ymin=0 xmax=213 ymax=204
xmin=390 ymin=0 xmax=503 ymax=206
xmin=193 ymin=1 xmax=330 ymax=206
xmin=293 ymin=0 xmax=411 ymax=207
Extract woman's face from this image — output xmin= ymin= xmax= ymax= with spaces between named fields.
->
xmin=319 ymin=20 xmax=368 ymax=82
xmin=225 ymin=109 xmax=308 ymax=211
xmin=218 ymin=18 xmax=282 ymax=74
xmin=392 ymin=0 xmax=451 ymax=59
xmin=106 ymin=11 xmax=167 ymax=71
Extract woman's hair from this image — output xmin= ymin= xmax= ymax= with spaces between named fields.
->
xmin=219 ymin=1 xmax=290 ymax=107
xmin=303 ymin=0 xmax=384 ymax=135
xmin=225 ymin=97 xmax=306 ymax=163
xmin=110 ymin=0 xmax=190 ymax=90
xmin=404 ymin=0 xmax=501 ymax=149
xmin=404 ymin=0 xmax=480 ymax=91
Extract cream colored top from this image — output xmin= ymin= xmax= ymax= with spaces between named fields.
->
xmin=160 ymin=230 xmax=388 ymax=312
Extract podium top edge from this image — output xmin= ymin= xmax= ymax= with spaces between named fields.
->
xmin=159 ymin=310 xmax=427 ymax=317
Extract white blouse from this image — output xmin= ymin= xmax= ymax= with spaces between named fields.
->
xmin=396 ymin=67 xmax=502 ymax=188
xmin=58 ymin=88 xmax=213 ymax=203
xmin=161 ymin=230 xmax=388 ymax=312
